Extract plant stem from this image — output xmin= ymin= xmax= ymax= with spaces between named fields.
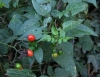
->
xmin=39 ymin=64 xmax=42 ymax=75
xmin=0 ymin=41 xmax=18 ymax=63
xmin=0 ymin=41 xmax=17 ymax=51
xmin=57 ymin=0 xmax=62 ymax=10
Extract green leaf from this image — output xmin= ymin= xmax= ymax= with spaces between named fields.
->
xmin=2 ymin=36 xmax=16 ymax=44
xmin=38 ymin=35 xmax=51 ymax=42
xmin=75 ymin=61 xmax=84 ymax=72
xmin=75 ymin=61 xmax=88 ymax=77
xmin=28 ymin=57 xmax=35 ymax=69
xmin=88 ymin=54 xmax=100 ymax=71
xmin=0 ymin=1 xmax=5 ymax=8
xmin=70 ymin=24 xmax=98 ymax=37
xmin=18 ymin=28 xmax=42 ymax=40
xmin=1 ymin=0 xmax=10 ymax=8
xmin=54 ymin=42 xmax=77 ymax=77
xmin=51 ymin=10 xmax=60 ymax=18
xmin=0 ymin=35 xmax=3 ymax=40
xmin=41 ymin=42 xmax=52 ymax=62
xmin=83 ymin=0 xmax=97 ymax=7
xmin=32 ymin=0 xmax=51 ymax=16
xmin=60 ymin=30 xmax=66 ymax=38
xmin=21 ymin=57 xmax=29 ymax=68
xmin=4 ymin=62 xmax=10 ymax=70
xmin=18 ymin=6 xmax=35 ymax=13
xmin=80 ymin=67 xmax=88 ymax=77
xmin=36 ymin=0 xmax=50 ymax=4
xmin=47 ymin=66 xmax=53 ymax=76
xmin=51 ymin=26 xmax=58 ymax=36
xmin=0 ymin=44 xmax=8 ymax=54
xmin=76 ymin=24 xmax=98 ymax=36
xmin=62 ymin=0 xmax=82 ymax=3
xmin=49 ymin=0 xmax=56 ymax=9
xmin=29 ymin=46 xmax=35 ymax=51
xmin=0 ymin=29 xmax=15 ymax=55
xmin=24 ymin=13 xmax=42 ymax=21
xmin=97 ymin=74 xmax=100 ymax=77
xmin=40 ymin=75 xmax=48 ymax=77
xmin=62 ymin=20 xmax=82 ymax=31
xmin=58 ymin=38 xmax=63 ymax=44
xmin=8 ymin=14 xmax=23 ymax=35
xmin=13 ymin=0 xmax=19 ymax=7
xmin=17 ymin=19 xmax=40 ymax=35
xmin=34 ymin=48 xmax=43 ymax=64
xmin=63 ymin=2 xmax=88 ymax=17
xmin=6 ymin=69 xmax=36 ymax=77
xmin=79 ymin=36 xmax=93 ymax=52
xmin=0 ymin=30 xmax=15 ymax=55
xmin=54 ymin=67 xmax=71 ymax=77
xmin=62 ymin=37 xmax=72 ymax=42
xmin=42 ymin=17 xmax=52 ymax=29
xmin=0 ymin=29 xmax=9 ymax=39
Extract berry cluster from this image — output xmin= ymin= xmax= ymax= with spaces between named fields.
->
xmin=52 ymin=49 xmax=63 ymax=58
xmin=15 ymin=34 xmax=36 ymax=69
xmin=27 ymin=34 xmax=36 ymax=57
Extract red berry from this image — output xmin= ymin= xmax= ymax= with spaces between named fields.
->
xmin=27 ymin=34 xmax=36 ymax=42
xmin=27 ymin=49 xmax=34 ymax=57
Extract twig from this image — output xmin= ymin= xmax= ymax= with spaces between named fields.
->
xmin=0 ymin=41 xmax=18 ymax=63
xmin=39 ymin=64 xmax=42 ymax=75
xmin=0 ymin=41 xmax=17 ymax=50
xmin=88 ymin=63 xmax=91 ymax=76
xmin=57 ymin=0 xmax=62 ymax=10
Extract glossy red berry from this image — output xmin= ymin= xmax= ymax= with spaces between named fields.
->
xmin=27 ymin=34 xmax=36 ymax=42
xmin=27 ymin=49 xmax=34 ymax=57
